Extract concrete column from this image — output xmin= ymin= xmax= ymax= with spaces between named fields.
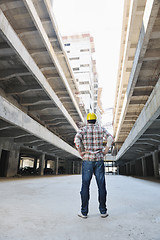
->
xmin=130 ymin=161 xmax=136 ymax=176
xmin=127 ymin=163 xmax=131 ymax=175
xmin=55 ymin=157 xmax=59 ymax=175
xmin=112 ymin=161 xmax=114 ymax=175
xmin=45 ymin=160 xmax=48 ymax=169
xmin=0 ymin=145 xmax=2 ymax=158
xmin=78 ymin=162 xmax=80 ymax=174
xmin=72 ymin=161 xmax=75 ymax=174
xmin=117 ymin=166 xmax=119 ymax=175
xmin=80 ymin=161 xmax=82 ymax=174
xmin=135 ymin=159 xmax=143 ymax=176
xmin=6 ymin=148 xmax=20 ymax=177
xmin=152 ymin=151 xmax=159 ymax=178
xmin=33 ymin=157 xmax=38 ymax=170
xmin=126 ymin=163 xmax=129 ymax=175
xmin=39 ymin=153 xmax=45 ymax=176
xmin=142 ymin=157 xmax=147 ymax=177
xmin=17 ymin=152 xmax=21 ymax=172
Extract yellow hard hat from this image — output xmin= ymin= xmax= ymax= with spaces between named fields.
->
xmin=87 ymin=113 xmax=97 ymax=120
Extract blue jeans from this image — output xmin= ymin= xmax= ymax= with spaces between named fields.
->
xmin=80 ymin=160 xmax=107 ymax=216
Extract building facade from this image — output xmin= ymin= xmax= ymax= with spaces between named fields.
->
xmin=62 ymin=34 xmax=99 ymax=120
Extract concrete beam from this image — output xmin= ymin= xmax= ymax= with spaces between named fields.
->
xmin=0 ymin=96 xmax=80 ymax=158
xmin=0 ymin=68 xmax=30 ymax=79
xmin=40 ymin=115 xmax=62 ymax=121
xmin=18 ymin=29 xmax=38 ymax=37
xmin=28 ymin=104 xmax=57 ymax=111
xmin=20 ymin=96 xmax=51 ymax=105
xmin=6 ymin=85 xmax=42 ymax=94
xmin=0 ymin=9 xmax=79 ymax=132
xmin=0 ymin=129 xmax=29 ymax=138
xmin=14 ymin=135 xmax=39 ymax=143
xmin=0 ymin=0 xmax=21 ymax=3
xmin=144 ymin=48 xmax=160 ymax=61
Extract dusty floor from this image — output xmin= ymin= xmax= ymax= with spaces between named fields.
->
xmin=0 ymin=175 xmax=160 ymax=240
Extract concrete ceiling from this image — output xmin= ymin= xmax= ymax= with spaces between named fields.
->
xmin=113 ymin=0 xmax=160 ymax=163
xmin=0 ymin=0 xmax=85 ymax=159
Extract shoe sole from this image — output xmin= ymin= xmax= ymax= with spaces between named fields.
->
xmin=101 ymin=214 xmax=109 ymax=218
xmin=78 ymin=214 xmax=87 ymax=219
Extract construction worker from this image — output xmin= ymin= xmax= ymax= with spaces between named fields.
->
xmin=74 ymin=112 xmax=114 ymax=219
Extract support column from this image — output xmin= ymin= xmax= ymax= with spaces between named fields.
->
xmin=117 ymin=166 xmax=119 ymax=175
xmin=39 ymin=153 xmax=45 ymax=176
xmin=130 ymin=161 xmax=136 ymax=175
xmin=0 ymin=145 xmax=2 ymax=158
xmin=77 ymin=162 xmax=80 ymax=174
xmin=33 ymin=157 xmax=38 ymax=170
xmin=45 ymin=159 xmax=48 ymax=169
xmin=80 ymin=161 xmax=82 ymax=174
xmin=126 ymin=163 xmax=129 ymax=175
xmin=142 ymin=157 xmax=147 ymax=177
xmin=72 ymin=161 xmax=75 ymax=174
xmin=152 ymin=151 xmax=159 ymax=178
xmin=55 ymin=157 xmax=59 ymax=175
xmin=6 ymin=146 xmax=20 ymax=177
xmin=127 ymin=162 xmax=131 ymax=176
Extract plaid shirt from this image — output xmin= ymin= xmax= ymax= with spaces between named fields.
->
xmin=74 ymin=123 xmax=113 ymax=161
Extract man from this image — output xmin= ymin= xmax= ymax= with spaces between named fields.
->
xmin=74 ymin=112 xmax=114 ymax=219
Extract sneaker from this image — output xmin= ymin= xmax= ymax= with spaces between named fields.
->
xmin=101 ymin=213 xmax=109 ymax=218
xmin=78 ymin=213 xmax=87 ymax=219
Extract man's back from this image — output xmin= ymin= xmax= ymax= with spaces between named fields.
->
xmin=75 ymin=123 xmax=112 ymax=161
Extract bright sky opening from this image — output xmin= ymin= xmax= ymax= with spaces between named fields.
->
xmin=53 ymin=0 xmax=124 ymax=130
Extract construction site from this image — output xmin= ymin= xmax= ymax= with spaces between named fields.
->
xmin=0 ymin=0 xmax=160 ymax=239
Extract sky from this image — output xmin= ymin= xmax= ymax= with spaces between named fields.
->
xmin=53 ymin=0 xmax=124 ymax=130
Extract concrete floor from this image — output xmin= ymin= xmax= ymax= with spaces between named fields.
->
xmin=0 ymin=175 xmax=160 ymax=240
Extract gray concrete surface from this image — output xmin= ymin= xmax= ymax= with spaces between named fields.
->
xmin=0 ymin=175 xmax=160 ymax=240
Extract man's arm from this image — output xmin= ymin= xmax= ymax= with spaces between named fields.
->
xmin=103 ymin=130 xmax=114 ymax=156
xmin=102 ymin=146 xmax=110 ymax=156
xmin=74 ymin=130 xmax=87 ymax=158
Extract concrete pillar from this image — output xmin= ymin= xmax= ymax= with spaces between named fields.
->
xmin=142 ymin=157 xmax=147 ymax=177
xmin=152 ymin=151 xmax=159 ymax=178
xmin=127 ymin=162 xmax=131 ymax=175
xmin=0 ymin=145 xmax=2 ymax=158
xmin=78 ymin=162 xmax=80 ymax=174
xmin=6 ymin=149 xmax=20 ymax=177
xmin=33 ymin=157 xmax=38 ymax=170
xmin=17 ymin=152 xmax=21 ymax=172
xmin=55 ymin=157 xmax=59 ymax=175
xmin=80 ymin=161 xmax=82 ymax=174
xmin=72 ymin=161 xmax=75 ymax=174
xmin=135 ymin=159 xmax=143 ymax=176
xmin=126 ymin=163 xmax=130 ymax=175
xmin=117 ymin=166 xmax=119 ymax=175
xmin=45 ymin=159 xmax=48 ymax=169
xmin=112 ymin=161 xmax=114 ymax=175
xmin=146 ymin=155 xmax=154 ymax=176
xmin=130 ymin=161 xmax=136 ymax=175
xmin=39 ymin=153 xmax=45 ymax=176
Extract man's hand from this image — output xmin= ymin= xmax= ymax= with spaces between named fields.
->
xmin=79 ymin=152 xmax=87 ymax=157
xmin=102 ymin=146 xmax=110 ymax=156
xmin=77 ymin=148 xmax=87 ymax=158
